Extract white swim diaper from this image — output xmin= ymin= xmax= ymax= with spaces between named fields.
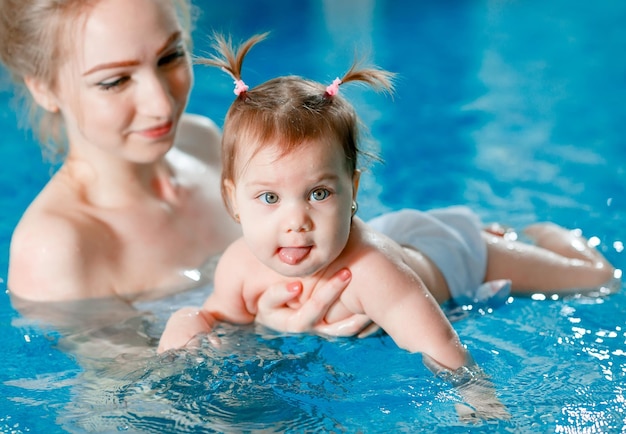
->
xmin=368 ymin=206 xmax=489 ymax=304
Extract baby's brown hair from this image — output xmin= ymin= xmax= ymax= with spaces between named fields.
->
xmin=197 ymin=33 xmax=394 ymax=217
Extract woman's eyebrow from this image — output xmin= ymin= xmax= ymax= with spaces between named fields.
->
xmin=82 ymin=31 xmax=183 ymax=76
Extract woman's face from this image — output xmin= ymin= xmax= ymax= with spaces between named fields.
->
xmin=51 ymin=0 xmax=192 ymax=163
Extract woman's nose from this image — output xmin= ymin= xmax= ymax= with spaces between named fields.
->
xmin=138 ymin=74 xmax=174 ymax=118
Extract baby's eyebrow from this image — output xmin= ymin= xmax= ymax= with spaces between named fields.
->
xmin=246 ymin=172 xmax=340 ymax=187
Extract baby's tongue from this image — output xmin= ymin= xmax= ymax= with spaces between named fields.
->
xmin=278 ymin=247 xmax=311 ymax=265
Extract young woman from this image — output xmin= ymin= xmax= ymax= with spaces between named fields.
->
xmin=0 ymin=0 xmax=368 ymax=336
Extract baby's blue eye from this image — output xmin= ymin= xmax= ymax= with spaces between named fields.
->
xmin=260 ymin=192 xmax=279 ymax=204
xmin=310 ymin=188 xmax=330 ymax=201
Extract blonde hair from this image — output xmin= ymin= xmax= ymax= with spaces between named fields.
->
xmin=198 ymin=33 xmax=395 ymax=217
xmin=0 ymin=0 xmax=193 ymax=160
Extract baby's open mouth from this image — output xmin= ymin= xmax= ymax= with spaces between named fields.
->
xmin=277 ymin=246 xmax=312 ymax=265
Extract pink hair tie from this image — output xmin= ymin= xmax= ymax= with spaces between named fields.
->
xmin=325 ymin=77 xmax=342 ymax=96
xmin=233 ymin=79 xmax=248 ymax=96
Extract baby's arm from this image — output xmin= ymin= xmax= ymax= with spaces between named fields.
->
xmin=423 ymin=354 xmax=510 ymax=421
xmin=157 ymin=305 xmax=218 ymax=353
xmin=157 ymin=290 xmax=254 ymax=353
xmin=158 ymin=242 xmax=255 ymax=353
xmin=344 ymin=254 xmax=467 ymax=369
xmin=344 ymin=253 xmax=509 ymax=419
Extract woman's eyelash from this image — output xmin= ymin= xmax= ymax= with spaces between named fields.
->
xmin=96 ymin=46 xmax=186 ymax=90
xmin=158 ymin=47 xmax=186 ymax=66
xmin=97 ymin=77 xmax=129 ymax=91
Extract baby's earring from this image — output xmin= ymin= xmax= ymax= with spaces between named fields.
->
xmin=351 ymin=201 xmax=358 ymax=216
xmin=234 ymin=213 xmax=240 ymax=223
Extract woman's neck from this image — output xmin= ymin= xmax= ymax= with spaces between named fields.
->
xmin=59 ymin=152 xmax=178 ymax=209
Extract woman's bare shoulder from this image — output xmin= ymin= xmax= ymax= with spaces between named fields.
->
xmin=8 ymin=188 xmax=113 ymax=301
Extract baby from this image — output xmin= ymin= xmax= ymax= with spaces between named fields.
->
xmin=159 ymin=33 xmax=616 ymax=418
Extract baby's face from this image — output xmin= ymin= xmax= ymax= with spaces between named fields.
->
xmin=226 ymin=139 xmax=358 ymax=278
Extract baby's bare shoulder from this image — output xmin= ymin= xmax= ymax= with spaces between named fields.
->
xmin=337 ymin=224 xmax=400 ymax=285
xmin=215 ymin=238 xmax=274 ymax=288
xmin=348 ymin=219 xmax=406 ymax=260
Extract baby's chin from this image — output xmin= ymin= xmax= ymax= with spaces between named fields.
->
xmin=266 ymin=258 xmax=329 ymax=279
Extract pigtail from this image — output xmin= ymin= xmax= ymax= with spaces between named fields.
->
xmin=325 ymin=61 xmax=395 ymax=98
xmin=196 ymin=32 xmax=269 ymax=97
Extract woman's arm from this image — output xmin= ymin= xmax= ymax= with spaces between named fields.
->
xmin=11 ymin=294 xmax=157 ymax=366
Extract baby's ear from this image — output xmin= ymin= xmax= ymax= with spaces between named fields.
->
xmin=223 ymin=179 xmax=239 ymax=219
xmin=352 ymin=169 xmax=361 ymax=200
xmin=24 ymin=76 xmax=59 ymax=113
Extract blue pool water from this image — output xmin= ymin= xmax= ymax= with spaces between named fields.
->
xmin=2 ymin=1 xmax=626 ymax=432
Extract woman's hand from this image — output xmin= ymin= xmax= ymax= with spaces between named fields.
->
xmin=255 ymin=268 xmax=379 ymax=337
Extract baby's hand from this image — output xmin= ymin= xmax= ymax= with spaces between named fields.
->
xmin=424 ymin=354 xmax=510 ymax=422
xmin=454 ymin=377 xmax=511 ymax=422
xmin=157 ymin=307 xmax=216 ymax=353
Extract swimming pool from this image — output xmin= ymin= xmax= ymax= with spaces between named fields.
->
xmin=2 ymin=0 xmax=626 ymax=432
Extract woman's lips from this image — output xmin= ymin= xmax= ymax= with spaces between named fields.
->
xmin=278 ymin=246 xmax=312 ymax=265
xmin=140 ymin=122 xmax=173 ymax=139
